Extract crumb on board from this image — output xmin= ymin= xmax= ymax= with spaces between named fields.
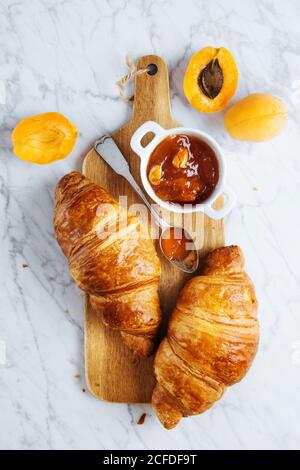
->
xmin=74 ymin=373 xmax=81 ymax=379
xmin=82 ymin=388 xmax=86 ymax=393
xmin=21 ymin=263 xmax=29 ymax=268
xmin=252 ymin=187 xmax=259 ymax=191
xmin=64 ymin=309 xmax=69 ymax=315
xmin=137 ymin=413 xmax=147 ymax=425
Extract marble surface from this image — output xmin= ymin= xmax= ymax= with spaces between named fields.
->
xmin=1 ymin=0 xmax=300 ymax=451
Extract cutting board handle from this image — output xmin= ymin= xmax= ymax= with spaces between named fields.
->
xmin=131 ymin=55 xmax=174 ymax=126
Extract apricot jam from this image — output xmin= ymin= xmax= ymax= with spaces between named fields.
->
xmin=160 ymin=227 xmax=198 ymax=270
xmin=161 ymin=227 xmax=193 ymax=261
xmin=147 ymin=134 xmax=219 ymax=204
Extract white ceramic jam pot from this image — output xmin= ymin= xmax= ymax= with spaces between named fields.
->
xmin=130 ymin=121 xmax=236 ymax=220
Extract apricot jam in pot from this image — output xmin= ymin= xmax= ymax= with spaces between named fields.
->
xmin=147 ymin=134 xmax=219 ymax=204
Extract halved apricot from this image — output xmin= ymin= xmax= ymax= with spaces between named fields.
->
xmin=183 ymin=46 xmax=238 ymax=113
xmin=12 ymin=112 xmax=78 ymax=164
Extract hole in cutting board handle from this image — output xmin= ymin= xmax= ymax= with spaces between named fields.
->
xmin=141 ymin=131 xmax=155 ymax=147
xmin=147 ymin=63 xmax=158 ymax=75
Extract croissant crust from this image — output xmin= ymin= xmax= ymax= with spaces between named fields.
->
xmin=54 ymin=172 xmax=162 ymax=356
xmin=152 ymin=246 xmax=259 ymax=428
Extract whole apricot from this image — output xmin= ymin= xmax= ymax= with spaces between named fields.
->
xmin=224 ymin=93 xmax=287 ymax=141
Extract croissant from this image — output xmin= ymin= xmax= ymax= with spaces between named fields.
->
xmin=54 ymin=172 xmax=162 ymax=356
xmin=152 ymin=245 xmax=259 ymax=429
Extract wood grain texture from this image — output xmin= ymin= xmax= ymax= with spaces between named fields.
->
xmin=82 ymin=55 xmax=225 ymax=403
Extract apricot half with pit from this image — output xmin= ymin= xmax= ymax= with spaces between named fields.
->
xmin=183 ymin=46 xmax=238 ymax=113
xmin=224 ymin=93 xmax=287 ymax=141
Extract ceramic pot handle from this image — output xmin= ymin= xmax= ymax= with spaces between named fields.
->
xmin=130 ymin=121 xmax=165 ymax=158
xmin=204 ymin=187 xmax=236 ymax=220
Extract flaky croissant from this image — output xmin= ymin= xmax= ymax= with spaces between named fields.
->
xmin=54 ymin=172 xmax=162 ymax=356
xmin=152 ymin=246 xmax=259 ymax=429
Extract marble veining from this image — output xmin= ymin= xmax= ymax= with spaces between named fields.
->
xmin=1 ymin=0 xmax=300 ymax=450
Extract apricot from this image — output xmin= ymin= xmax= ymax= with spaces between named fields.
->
xmin=148 ymin=164 xmax=162 ymax=185
xmin=183 ymin=46 xmax=238 ymax=113
xmin=224 ymin=93 xmax=287 ymax=141
xmin=172 ymin=148 xmax=188 ymax=169
xmin=12 ymin=112 xmax=78 ymax=164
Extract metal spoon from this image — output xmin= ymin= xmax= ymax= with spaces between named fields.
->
xmin=94 ymin=135 xmax=199 ymax=273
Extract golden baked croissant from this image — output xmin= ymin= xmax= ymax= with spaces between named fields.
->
xmin=152 ymin=246 xmax=259 ymax=429
xmin=54 ymin=172 xmax=162 ymax=356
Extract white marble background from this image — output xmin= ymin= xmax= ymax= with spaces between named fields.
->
xmin=0 ymin=0 xmax=300 ymax=450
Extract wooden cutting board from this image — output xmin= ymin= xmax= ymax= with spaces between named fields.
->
xmin=82 ymin=55 xmax=225 ymax=403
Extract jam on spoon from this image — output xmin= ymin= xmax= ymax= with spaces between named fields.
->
xmin=160 ymin=226 xmax=198 ymax=271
